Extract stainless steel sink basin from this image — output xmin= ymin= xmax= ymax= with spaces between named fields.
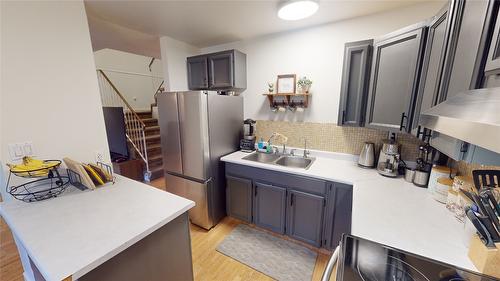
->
xmin=275 ymin=156 xmax=315 ymax=169
xmin=242 ymin=152 xmax=280 ymax=163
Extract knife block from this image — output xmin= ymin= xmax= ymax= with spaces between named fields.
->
xmin=468 ymin=234 xmax=500 ymax=278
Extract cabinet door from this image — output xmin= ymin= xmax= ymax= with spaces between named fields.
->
xmin=226 ymin=175 xmax=253 ymax=223
xmin=430 ymin=0 xmax=493 ymax=161
xmin=366 ymin=24 xmax=426 ymax=132
xmin=322 ymin=182 xmax=353 ymax=249
xmin=483 ymin=6 xmax=500 ymax=86
xmin=208 ymin=51 xmax=234 ymax=88
xmin=439 ymin=0 xmax=492 ymax=100
xmin=187 ymin=56 xmax=208 ymax=90
xmin=338 ymin=40 xmax=373 ymax=127
xmin=286 ymin=190 xmax=324 ymax=247
xmin=412 ymin=4 xmax=451 ymax=136
xmin=253 ymin=182 xmax=286 ymax=234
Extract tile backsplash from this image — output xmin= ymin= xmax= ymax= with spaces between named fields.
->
xmin=450 ymin=160 xmax=500 ymax=178
xmin=255 ymin=120 xmax=423 ymax=161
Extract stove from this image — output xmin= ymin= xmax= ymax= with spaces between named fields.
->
xmin=333 ymin=235 xmax=499 ymax=281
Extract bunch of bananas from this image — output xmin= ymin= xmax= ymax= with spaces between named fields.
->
xmin=7 ymin=157 xmax=61 ymax=177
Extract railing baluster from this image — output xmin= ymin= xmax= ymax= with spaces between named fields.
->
xmin=96 ymin=69 xmax=152 ymax=181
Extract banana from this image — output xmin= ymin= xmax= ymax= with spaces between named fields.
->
xmin=7 ymin=157 xmax=60 ymax=177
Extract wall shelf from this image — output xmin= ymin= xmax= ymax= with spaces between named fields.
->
xmin=262 ymin=93 xmax=311 ymax=108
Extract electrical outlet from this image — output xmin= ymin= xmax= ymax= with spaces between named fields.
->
xmin=95 ymin=150 xmax=105 ymax=163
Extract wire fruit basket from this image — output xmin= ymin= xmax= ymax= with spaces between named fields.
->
xmin=6 ymin=159 xmax=70 ymax=203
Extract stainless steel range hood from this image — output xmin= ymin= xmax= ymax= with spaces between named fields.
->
xmin=419 ymin=88 xmax=500 ymax=154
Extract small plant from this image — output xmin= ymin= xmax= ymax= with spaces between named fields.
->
xmin=297 ymin=76 xmax=312 ymax=93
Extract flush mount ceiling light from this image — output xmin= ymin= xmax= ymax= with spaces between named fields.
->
xmin=278 ymin=0 xmax=319 ymax=21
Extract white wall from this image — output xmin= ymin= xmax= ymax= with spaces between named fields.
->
xmin=160 ymin=36 xmax=200 ymax=91
xmin=201 ymin=2 xmax=444 ymax=123
xmin=87 ymin=14 xmax=161 ymax=59
xmin=0 ymin=0 xmax=3 ymax=163
xmin=94 ymin=48 xmax=163 ymax=110
xmin=1 ymin=1 xmax=110 ymax=164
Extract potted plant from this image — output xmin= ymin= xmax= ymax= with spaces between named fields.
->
xmin=297 ymin=76 xmax=312 ymax=93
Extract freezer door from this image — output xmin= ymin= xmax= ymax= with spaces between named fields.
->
xmin=178 ymin=91 xmax=210 ymax=180
xmin=157 ymin=92 xmax=183 ymax=175
xmin=165 ymin=173 xmax=213 ymax=229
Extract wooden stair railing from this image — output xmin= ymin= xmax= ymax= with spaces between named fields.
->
xmin=96 ymin=69 xmax=151 ymax=181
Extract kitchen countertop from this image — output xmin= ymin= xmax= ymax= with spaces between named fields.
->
xmin=0 ymin=175 xmax=195 ymax=281
xmin=221 ymin=150 xmax=477 ymax=272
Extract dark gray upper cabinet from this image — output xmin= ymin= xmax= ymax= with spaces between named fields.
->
xmin=208 ymin=52 xmax=234 ymax=88
xmin=429 ymin=0 xmax=495 ymax=161
xmin=253 ymin=182 xmax=286 ymax=234
xmin=286 ymin=190 xmax=325 ymax=247
xmin=366 ymin=23 xmax=427 ymax=133
xmin=483 ymin=4 xmax=500 ymax=87
xmin=226 ymin=175 xmax=253 ymax=223
xmin=187 ymin=49 xmax=246 ymax=91
xmin=338 ymin=40 xmax=373 ymax=127
xmin=412 ymin=4 xmax=451 ymax=137
xmin=438 ymin=0 xmax=493 ymax=101
xmin=187 ymin=55 xmax=209 ymax=90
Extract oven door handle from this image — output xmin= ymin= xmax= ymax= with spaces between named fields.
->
xmin=321 ymin=245 xmax=340 ymax=281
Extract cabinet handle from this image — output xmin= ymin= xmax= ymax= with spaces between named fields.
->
xmin=399 ymin=112 xmax=407 ymax=131
xmin=416 ymin=125 xmax=422 ymax=138
xmin=291 ymin=193 xmax=294 ymax=206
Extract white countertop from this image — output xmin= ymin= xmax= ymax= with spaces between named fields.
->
xmin=0 ymin=175 xmax=194 ymax=281
xmin=221 ymin=150 xmax=477 ymax=272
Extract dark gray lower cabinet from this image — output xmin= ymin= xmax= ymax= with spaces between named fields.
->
xmin=225 ymin=163 xmax=353 ymax=248
xmin=324 ymin=183 xmax=353 ymax=249
xmin=253 ymin=182 xmax=286 ymax=234
xmin=286 ymin=190 xmax=325 ymax=247
xmin=226 ymin=175 xmax=253 ymax=223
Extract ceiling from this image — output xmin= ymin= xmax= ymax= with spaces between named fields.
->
xmin=85 ymin=0 xmax=438 ymax=48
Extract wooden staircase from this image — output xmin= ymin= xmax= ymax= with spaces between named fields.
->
xmin=131 ymin=110 xmax=163 ymax=180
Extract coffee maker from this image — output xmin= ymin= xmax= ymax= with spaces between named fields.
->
xmin=377 ymin=140 xmax=401 ymax=177
xmin=240 ymin=119 xmax=256 ymax=152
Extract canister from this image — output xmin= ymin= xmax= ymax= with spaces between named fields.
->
xmin=428 ymin=165 xmax=456 ymax=194
xmin=434 ymin=177 xmax=453 ymax=203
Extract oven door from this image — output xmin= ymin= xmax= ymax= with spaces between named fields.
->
xmin=321 ymin=246 xmax=340 ymax=281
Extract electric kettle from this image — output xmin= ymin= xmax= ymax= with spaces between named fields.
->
xmin=358 ymin=142 xmax=375 ymax=168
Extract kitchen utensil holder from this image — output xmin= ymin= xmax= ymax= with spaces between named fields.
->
xmin=67 ymin=162 xmax=114 ymax=190
xmin=468 ymin=234 xmax=500 ymax=278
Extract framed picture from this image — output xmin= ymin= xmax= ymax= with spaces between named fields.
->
xmin=276 ymin=74 xmax=296 ymax=94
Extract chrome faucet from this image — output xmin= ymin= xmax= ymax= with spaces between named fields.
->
xmin=303 ymin=139 xmax=310 ymax=158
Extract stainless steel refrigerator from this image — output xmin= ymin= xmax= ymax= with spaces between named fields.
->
xmin=157 ymin=91 xmax=243 ymax=230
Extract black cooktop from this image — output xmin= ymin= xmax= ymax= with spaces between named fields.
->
xmin=337 ymin=235 xmax=499 ymax=281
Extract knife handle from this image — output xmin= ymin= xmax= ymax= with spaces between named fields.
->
xmin=466 ymin=207 xmax=495 ymax=248
xmin=477 ymin=214 xmax=500 ymax=242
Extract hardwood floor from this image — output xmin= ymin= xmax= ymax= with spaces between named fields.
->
xmin=0 ymin=178 xmax=330 ymax=281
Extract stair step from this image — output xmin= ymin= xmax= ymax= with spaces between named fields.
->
xmin=150 ymin=166 xmax=164 ymax=180
xmin=135 ymin=110 xmax=153 ymax=118
xmin=147 ymin=144 xmax=162 ymax=152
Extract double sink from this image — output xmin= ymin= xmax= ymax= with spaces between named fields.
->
xmin=242 ymin=151 xmax=315 ymax=170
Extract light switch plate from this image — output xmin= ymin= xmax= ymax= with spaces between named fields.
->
xmin=23 ymin=142 xmax=34 ymax=157
xmin=8 ymin=143 xmax=25 ymax=161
